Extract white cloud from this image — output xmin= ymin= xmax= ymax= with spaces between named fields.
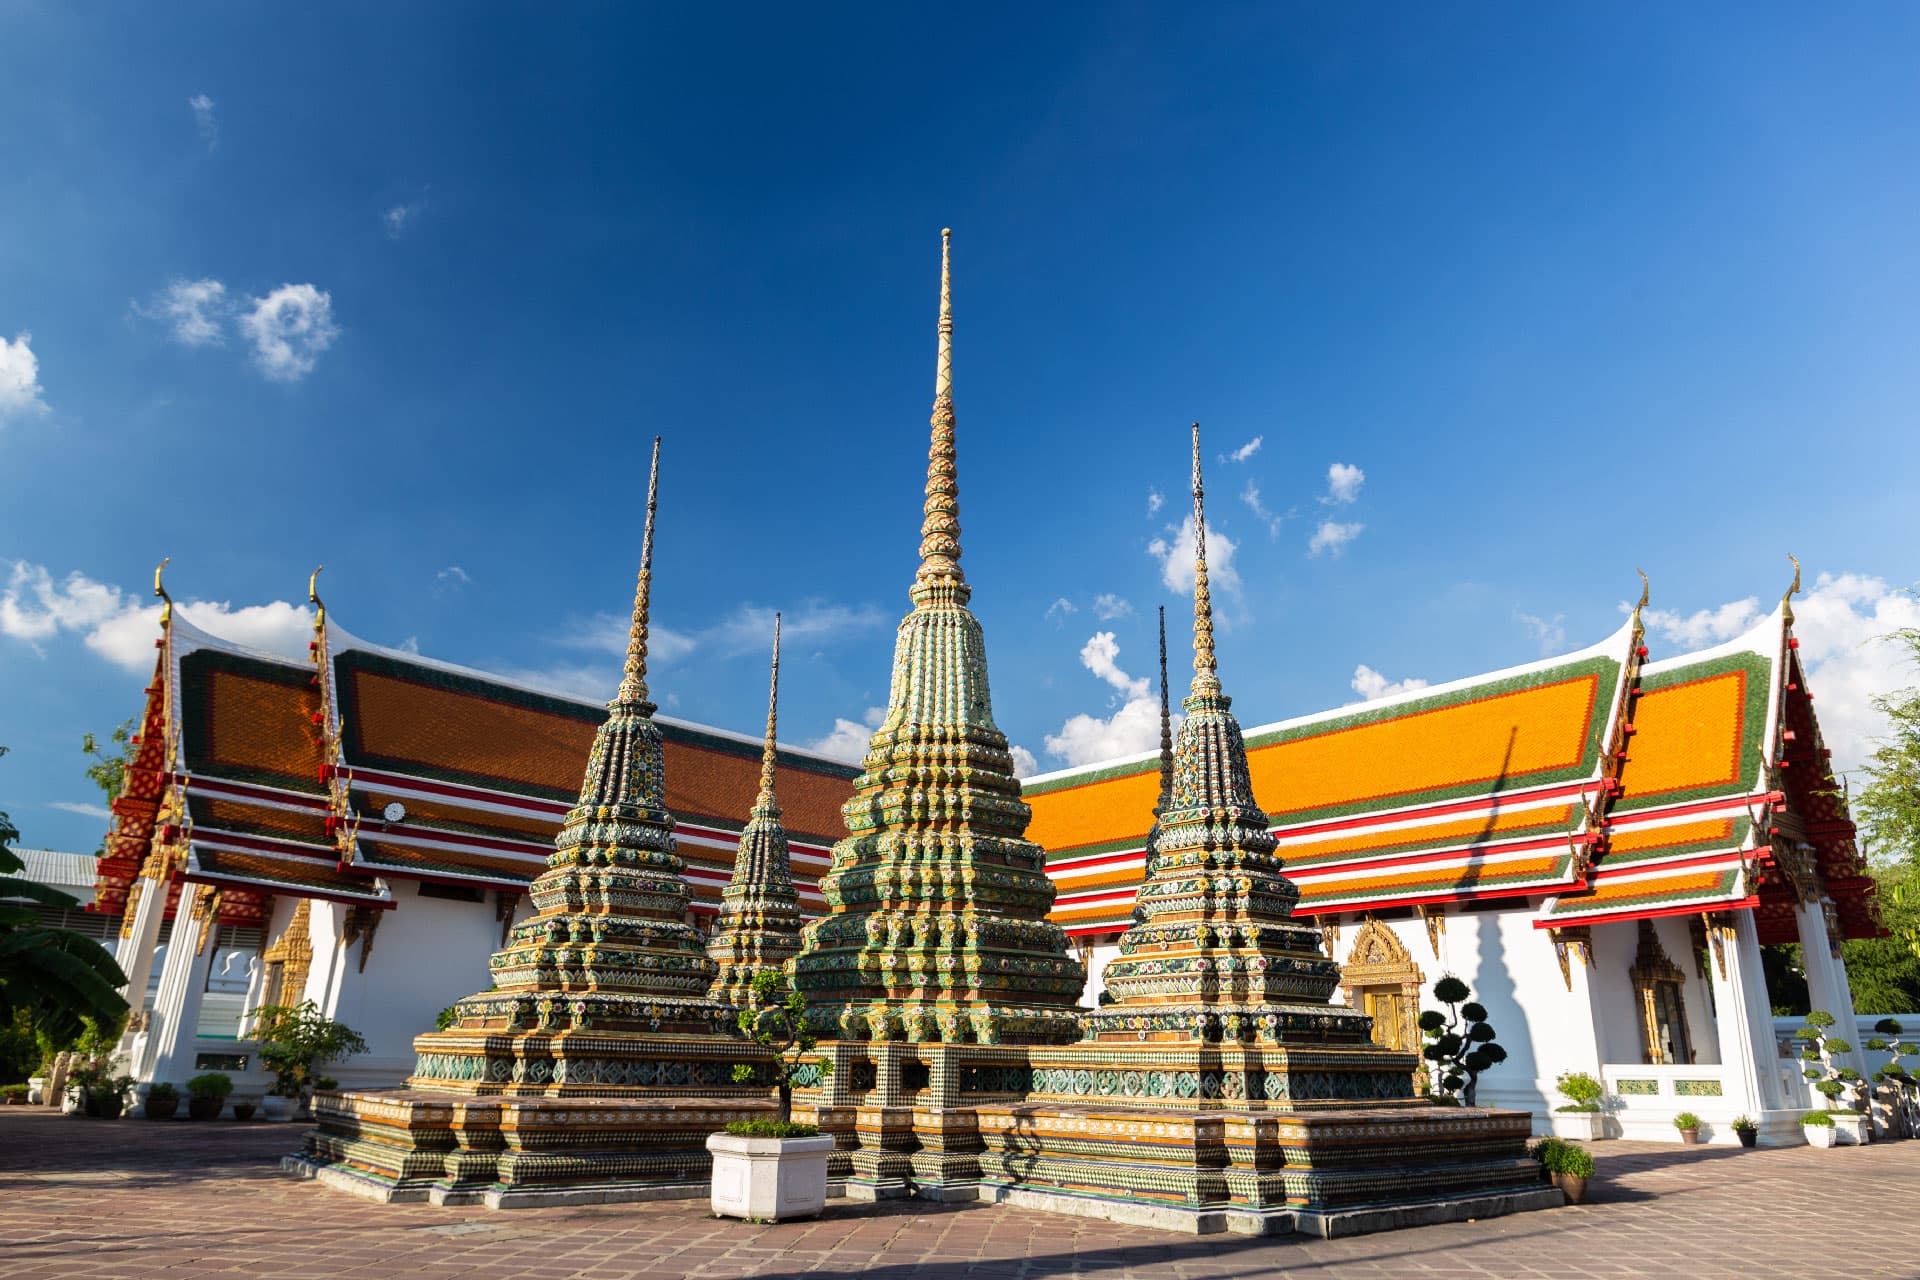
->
xmin=1640 ymin=598 xmax=1763 ymax=649
xmin=1517 ymin=611 xmax=1567 ymax=656
xmin=1308 ymin=520 xmax=1364 ymax=557
xmin=806 ymin=706 xmax=885 ymax=765
xmin=1228 ymin=436 xmax=1263 ymax=463
xmin=140 ymin=278 xmax=230 ymax=347
xmin=0 ymin=561 xmax=312 ymax=671
xmin=1042 ymin=631 xmax=1179 ymax=767
xmin=1349 ymin=664 xmax=1429 ymax=703
xmin=552 ymin=598 xmax=879 ymax=670
xmin=1148 ymin=516 xmax=1241 ymax=597
xmin=1240 ymin=480 xmax=1287 ymax=538
xmin=384 ymin=200 xmax=427 ymax=239
xmin=48 ymin=801 xmax=111 ymax=821
xmin=239 ymin=283 xmax=339 ymax=382
xmin=1044 ymin=597 xmax=1077 ymax=626
xmin=0 ymin=332 xmax=50 ymax=421
xmin=1325 ymin=462 xmax=1365 ymax=504
xmin=189 ymin=94 xmax=218 ymax=148
xmin=1092 ymin=593 xmax=1132 ymax=621
xmin=434 ymin=566 xmax=471 ymax=596
xmin=396 ymin=635 xmax=421 ymax=655
xmin=1146 ymin=488 xmax=1164 ymax=517
xmin=1010 ymin=745 xmax=1040 ymax=778
xmin=495 ymin=662 xmax=618 ymax=703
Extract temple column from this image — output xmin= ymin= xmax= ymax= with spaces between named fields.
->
xmin=137 ymin=883 xmax=220 ymax=1103
xmin=1707 ymin=910 xmax=1784 ymax=1125
xmin=1794 ymin=897 xmax=1867 ymax=1081
xmin=112 ymin=869 xmax=169 ymax=1063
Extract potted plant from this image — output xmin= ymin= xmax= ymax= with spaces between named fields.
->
xmin=1673 ymin=1111 xmax=1702 ymax=1144
xmin=1530 ymin=1136 xmax=1596 ymax=1204
xmin=1550 ymin=1070 xmax=1607 ymax=1140
xmin=186 ymin=1072 xmax=233 ymax=1121
xmin=708 ymin=970 xmax=836 ymax=1222
xmin=1 ymin=1083 xmax=28 ymax=1106
xmin=65 ymin=1055 xmax=132 ymax=1119
xmin=247 ymin=1001 xmax=368 ymax=1122
xmin=1803 ymin=1108 xmax=1838 ymax=1148
xmin=1731 ymin=1115 xmax=1758 ymax=1148
xmin=231 ymin=1098 xmax=258 ymax=1122
xmin=1798 ymin=1010 xmax=1869 ymax=1145
xmin=143 ymin=1082 xmax=180 ymax=1120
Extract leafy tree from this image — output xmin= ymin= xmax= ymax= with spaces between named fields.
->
xmin=1418 ymin=975 xmax=1507 ymax=1107
xmin=81 ymin=719 xmax=136 ymax=855
xmin=248 ymin=1000 xmax=369 ymax=1098
xmin=729 ymin=969 xmax=831 ymax=1126
xmin=1852 ymin=621 xmax=1920 ymax=989
xmin=0 ymin=802 xmax=130 ymax=1048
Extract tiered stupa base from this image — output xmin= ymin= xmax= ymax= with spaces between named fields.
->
xmin=788 ymin=1038 xmax=1555 ymax=1236
xmin=292 ymin=1029 xmax=784 ymax=1207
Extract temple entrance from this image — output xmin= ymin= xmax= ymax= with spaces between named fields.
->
xmin=1340 ymin=919 xmax=1425 ymax=1059
xmin=1630 ymin=919 xmax=1694 ymax=1065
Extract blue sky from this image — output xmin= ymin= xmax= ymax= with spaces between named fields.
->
xmin=5 ymin=4 xmax=1920 ymax=852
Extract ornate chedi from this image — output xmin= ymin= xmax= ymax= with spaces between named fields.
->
xmin=1079 ymin=424 xmax=1372 ymax=1047
xmin=792 ymin=229 xmax=1084 ymax=1047
xmin=706 ymin=614 xmax=805 ymax=1005
xmin=297 ymin=439 xmax=778 ymax=1208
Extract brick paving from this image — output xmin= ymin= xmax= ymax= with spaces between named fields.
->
xmin=1 ymin=1109 xmax=1917 ymax=1279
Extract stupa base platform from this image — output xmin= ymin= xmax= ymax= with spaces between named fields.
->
xmin=295 ymin=1088 xmax=783 ymax=1206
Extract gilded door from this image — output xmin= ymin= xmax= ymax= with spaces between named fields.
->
xmin=1362 ymin=987 xmax=1413 ymax=1053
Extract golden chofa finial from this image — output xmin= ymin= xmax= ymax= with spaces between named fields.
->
xmin=1634 ymin=568 xmax=1650 ymax=614
xmin=1189 ymin=422 xmax=1220 ymax=697
xmin=616 ymin=437 xmax=663 ymax=706
xmin=308 ymin=565 xmax=326 ymax=630
xmin=1784 ymin=553 xmax=1802 ymax=624
xmin=153 ymin=556 xmax=173 ymax=625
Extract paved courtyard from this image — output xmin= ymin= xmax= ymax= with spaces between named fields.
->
xmin=1 ymin=1109 xmax=1917 ymax=1279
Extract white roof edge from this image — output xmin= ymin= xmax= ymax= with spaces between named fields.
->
xmin=1639 ymin=602 xmax=1787 ymax=676
xmin=1024 ymin=618 xmax=1639 ymax=790
xmin=168 ymin=610 xmax=311 ymax=668
xmin=322 ymin=621 xmax=857 ymax=772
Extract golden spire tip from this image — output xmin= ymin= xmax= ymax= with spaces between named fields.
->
xmin=1189 ymin=422 xmax=1219 ymax=695
xmin=617 ymin=438 xmax=663 ymax=705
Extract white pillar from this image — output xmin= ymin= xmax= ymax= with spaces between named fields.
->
xmin=138 ymin=884 xmax=219 ymax=1090
xmin=1794 ymin=897 xmax=1868 ymax=1082
xmin=1709 ymin=910 xmax=1783 ymax=1115
xmin=112 ymin=872 xmax=169 ymax=1063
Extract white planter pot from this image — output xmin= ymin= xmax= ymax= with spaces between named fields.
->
xmin=260 ymin=1095 xmax=297 ymax=1124
xmin=27 ymin=1078 xmax=46 ymax=1106
xmin=1549 ymin=1111 xmax=1606 ymax=1141
xmin=707 ymin=1133 xmax=835 ymax=1222
xmin=1804 ymin=1123 xmax=1838 ymax=1149
xmin=1832 ymin=1113 xmax=1869 ymax=1146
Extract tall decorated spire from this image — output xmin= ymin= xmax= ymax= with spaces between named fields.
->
xmin=707 ymin=614 xmax=804 ymax=1006
xmin=616 ymin=437 xmax=662 ymax=708
xmin=425 ymin=436 xmax=735 ymax=1059
xmin=1084 ymin=424 xmax=1370 ymax=1046
xmin=794 ymin=230 xmax=1084 ymax=1045
xmin=913 ymin=228 xmax=967 ymax=606
xmin=1155 ymin=604 xmax=1174 ymax=818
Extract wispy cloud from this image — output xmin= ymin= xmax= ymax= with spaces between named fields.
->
xmin=0 ymin=561 xmax=312 ymax=671
xmin=1348 ymin=664 xmax=1429 ymax=703
xmin=383 ymin=193 xmax=429 ymax=239
xmin=1148 ymin=516 xmax=1241 ymax=597
xmin=553 ymin=598 xmax=882 ymax=669
xmin=805 ymin=706 xmax=884 ymax=765
xmin=1044 ymin=597 xmax=1077 ymax=626
xmin=1146 ymin=488 xmax=1163 ymax=517
xmin=1324 ymin=462 xmax=1365 ymax=504
xmin=1240 ymin=480 xmax=1289 ymax=538
xmin=0 ymin=333 xmax=49 ymax=422
xmin=1638 ymin=598 xmax=1764 ymax=649
xmin=240 ymin=284 xmax=339 ymax=381
xmin=138 ymin=278 xmax=230 ymax=347
xmin=1516 ymin=611 xmax=1567 ymax=656
xmin=1092 ymin=593 xmax=1132 ymax=621
xmin=1226 ymin=436 xmax=1263 ymax=464
xmin=48 ymin=801 xmax=111 ymax=821
xmin=1042 ymin=631 xmax=1180 ymax=767
xmin=434 ymin=566 xmax=471 ymax=597
xmin=1308 ymin=519 xmax=1364 ymax=557
xmin=189 ymin=93 xmax=218 ymax=149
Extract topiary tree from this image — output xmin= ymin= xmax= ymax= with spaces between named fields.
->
xmin=729 ymin=969 xmax=830 ymax=1128
xmin=1419 ymin=975 xmax=1507 ymax=1107
xmin=1865 ymin=1017 xmax=1919 ymax=1135
xmin=1797 ymin=1009 xmax=1864 ymax=1111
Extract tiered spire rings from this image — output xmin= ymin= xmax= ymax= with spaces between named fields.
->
xmin=793 ymin=230 xmax=1084 ymax=1045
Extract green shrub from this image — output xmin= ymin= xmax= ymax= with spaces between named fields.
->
xmin=186 ymin=1072 xmax=232 ymax=1100
xmin=1529 ymin=1136 xmax=1596 ymax=1177
xmin=1555 ymin=1070 xmax=1604 ymax=1111
xmin=723 ymin=1119 xmax=820 ymax=1139
xmin=1731 ymin=1115 xmax=1757 ymax=1133
xmin=147 ymin=1082 xmax=179 ymax=1102
xmin=1673 ymin=1111 xmax=1701 ymax=1131
xmin=1802 ymin=1109 xmax=1835 ymax=1126
xmin=0 ymin=1083 xmax=28 ymax=1101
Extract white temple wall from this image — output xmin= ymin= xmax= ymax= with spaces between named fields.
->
xmin=1078 ymin=940 xmax=1121 ymax=1007
xmin=310 ymin=883 xmax=527 ymax=1088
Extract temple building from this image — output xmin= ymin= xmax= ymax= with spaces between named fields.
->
xmin=94 ymin=242 xmax=1876 ymax=1168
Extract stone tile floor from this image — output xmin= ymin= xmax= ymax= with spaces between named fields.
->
xmin=2 ymin=1108 xmax=1917 ymax=1279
